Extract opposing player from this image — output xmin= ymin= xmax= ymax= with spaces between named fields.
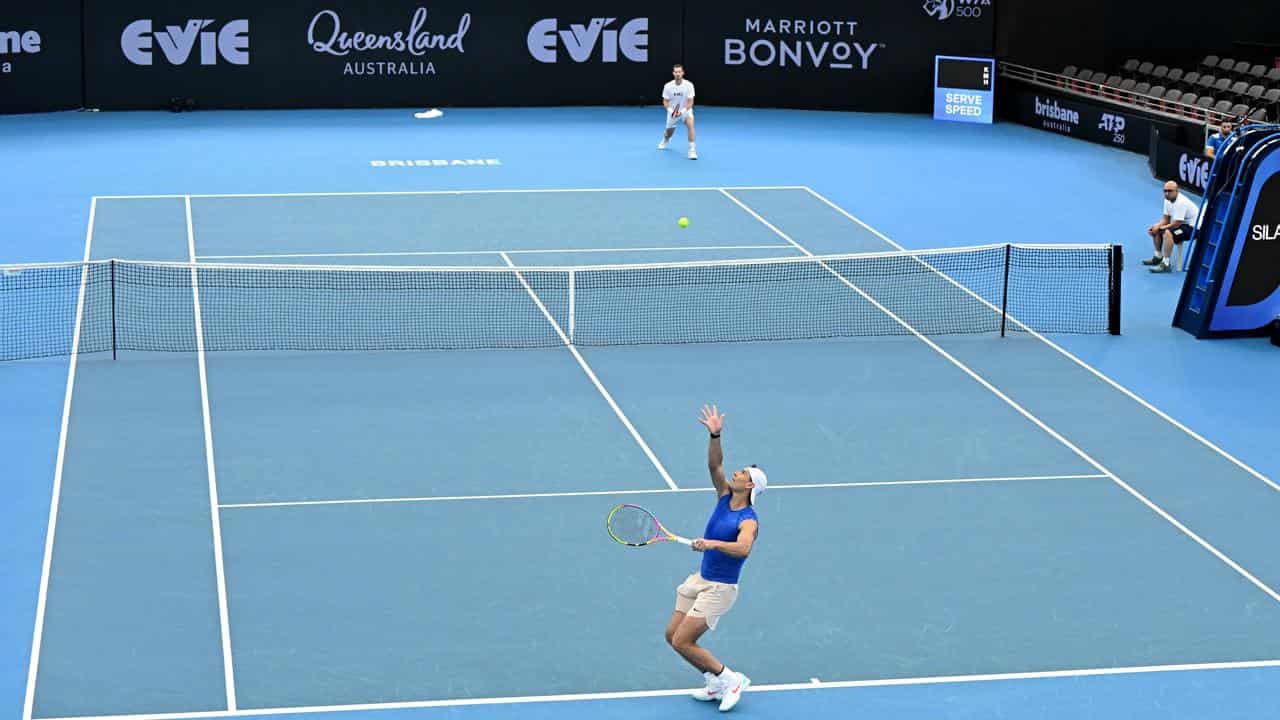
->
xmin=660 ymin=64 xmax=697 ymax=159
xmin=663 ymin=405 xmax=766 ymax=711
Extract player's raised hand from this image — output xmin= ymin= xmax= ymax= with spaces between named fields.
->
xmin=698 ymin=404 xmax=725 ymax=435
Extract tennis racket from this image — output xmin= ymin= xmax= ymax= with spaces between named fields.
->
xmin=607 ymin=503 xmax=692 ymax=547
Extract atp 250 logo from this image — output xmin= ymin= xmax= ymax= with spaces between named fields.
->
xmin=121 ymin=19 xmax=249 ymax=66
xmin=922 ymin=0 xmax=991 ymax=21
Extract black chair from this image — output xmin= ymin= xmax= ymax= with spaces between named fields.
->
xmin=1120 ymin=78 xmax=1137 ymax=93
xmin=1213 ymin=99 xmax=1234 ymax=114
xmin=1197 ymin=75 xmax=1216 ymax=94
xmin=1135 ymin=81 xmax=1152 ymax=96
xmin=1231 ymin=103 xmax=1251 ymax=118
xmin=1104 ymin=75 xmax=1124 ymax=100
xmin=1264 ymin=88 xmax=1280 ymax=116
xmin=1195 ymin=96 xmax=1215 ymax=115
xmin=1267 ymin=68 xmax=1280 ymax=85
xmin=1233 ymin=60 xmax=1254 ymax=78
xmin=1250 ymin=108 xmax=1269 ymax=122
xmin=1214 ymin=77 xmax=1233 ymax=95
xmin=1151 ymin=65 xmax=1170 ymax=82
xmin=1199 ymin=55 xmax=1219 ymax=73
xmin=1122 ymin=59 xmax=1140 ymax=76
xmin=1230 ymin=80 xmax=1250 ymax=99
xmin=1183 ymin=71 xmax=1202 ymax=90
xmin=1167 ymin=68 xmax=1185 ymax=87
xmin=1062 ymin=66 xmax=1078 ymax=78
xmin=1248 ymin=64 xmax=1267 ymax=82
xmin=1138 ymin=61 xmax=1155 ymax=77
xmin=1216 ymin=58 xmax=1237 ymax=75
xmin=1146 ymin=85 xmax=1167 ymax=110
xmin=1246 ymin=85 xmax=1265 ymax=102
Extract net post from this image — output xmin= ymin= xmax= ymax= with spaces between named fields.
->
xmin=1000 ymin=244 xmax=1011 ymax=337
xmin=568 ymin=269 xmax=576 ymax=343
xmin=110 ymin=260 xmax=118 ymax=360
xmin=1108 ymin=244 xmax=1123 ymax=335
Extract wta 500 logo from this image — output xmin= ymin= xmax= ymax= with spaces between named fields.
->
xmin=121 ymin=19 xmax=249 ymax=65
xmin=923 ymin=0 xmax=991 ymax=21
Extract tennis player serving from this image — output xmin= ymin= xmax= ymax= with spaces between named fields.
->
xmin=664 ymin=404 xmax=765 ymax=711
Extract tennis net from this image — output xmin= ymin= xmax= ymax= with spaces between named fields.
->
xmin=0 ymin=243 xmax=1121 ymax=361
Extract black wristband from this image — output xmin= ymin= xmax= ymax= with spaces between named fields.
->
xmin=709 ymin=432 xmax=721 ymax=439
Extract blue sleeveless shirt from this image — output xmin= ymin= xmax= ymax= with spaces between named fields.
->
xmin=699 ymin=494 xmax=759 ymax=584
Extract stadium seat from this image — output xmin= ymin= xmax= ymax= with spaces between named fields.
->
xmin=1195 ymin=96 xmax=1215 ymax=114
xmin=1250 ymin=108 xmax=1269 ymax=122
xmin=1232 ymin=60 xmax=1254 ymax=78
xmin=1214 ymin=78 xmax=1232 ymax=95
xmin=1263 ymin=88 xmax=1280 ymax=115
xmin=1122 ymin=59 xmax=1140 ymax=76
xmin=1135 ymin=81 xmax=1152 ymax=96
xmin=1197 ymin=75 xmax=1216 ymax=94
xmin=1104 ymin=75 xmax=1124 ymax=100
xmin=1231 ymin=103 xmax=1251 ymax=117
xmin=1146 ymin=85 xmax=1167 ymax=109
xmin=1230 ymin=81 xmax=1250 ymax=99
xmin=1167 ymin=68 xmax=1184 ymax=86
xmin=1152 ymin=65 xmax=1170 ymax=82
xmin=1216 ymin=58 xmax=1236 ymax=75
xmin=1183 ymin=71 xmax=1201 ymax=89
xmin=1074 ymin=69 xmax=1095 ymax=92
xmin=1120 ymin=78 xmax=1137 ymax=93
xmin=1062 ymin=66 xmax=1078 ymax=78
xmin=1214 ymin=99 xmax=1234 ymax=114
xmin=1246 ymin=85 xmax=1265 ymax=102
xmin=1199 ymin=55 xmax=1219 ymax=72
xmin=1138 ymin=61 xmax=1155 ymax=77
xmin=1267 ymin=68 xmax=1280 ymax=84
xmin=1248 ymin=64 xmax=1267 ymax=82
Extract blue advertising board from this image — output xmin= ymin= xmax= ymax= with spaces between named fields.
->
xmin=933 ymin=55 xmax=993 ymax=124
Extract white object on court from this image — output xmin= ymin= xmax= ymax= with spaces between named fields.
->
xmin=414 ymin=109 xmax=444 ymax=119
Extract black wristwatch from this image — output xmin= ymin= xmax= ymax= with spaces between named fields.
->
xmin=710 ymin=432 xmax=721 ymax=439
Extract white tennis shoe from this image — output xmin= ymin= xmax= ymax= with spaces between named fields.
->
xmin=691 ymin=672 xmax=722 ymax=701
xmin=658 ymin=138 xmax=669 ymax=150
xmin=718 ymin=672 xmax=749 ymax=711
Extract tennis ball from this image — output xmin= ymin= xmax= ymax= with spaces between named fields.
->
xmin=678 ymin=217 xmax=690 ymax=229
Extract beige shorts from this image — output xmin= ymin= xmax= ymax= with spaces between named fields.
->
xmin=674 ymin=573 xmax=738 ymax=630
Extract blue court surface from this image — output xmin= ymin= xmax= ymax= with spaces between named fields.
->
xmin=3 ymin=108 xmax=1280 ymax=720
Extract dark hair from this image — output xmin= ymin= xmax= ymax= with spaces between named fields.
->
xmin=673 ymin=63 xmax=684 ymax=70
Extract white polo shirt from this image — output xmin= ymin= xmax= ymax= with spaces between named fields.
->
xmin=663 ymin=80 xmax=695 ymax=112
xmin=1164 ymin=192 xmax=1199 ymax=226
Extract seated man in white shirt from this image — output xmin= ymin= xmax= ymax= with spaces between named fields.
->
xmin=1143 ymin=181 xmax=1199 ymax=273
xmin=659 ymin=64 xmax=697 ymax=160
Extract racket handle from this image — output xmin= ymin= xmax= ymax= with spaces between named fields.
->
xmin=673 ymin=535 xmax=693 ymax=546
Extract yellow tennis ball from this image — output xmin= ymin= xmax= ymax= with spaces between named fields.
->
xmin=678 ymin=217 xmax=690 ymax=228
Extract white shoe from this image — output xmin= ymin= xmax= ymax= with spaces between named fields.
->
xmin=691 ymin=672 xmax=723 ymax=702
xmin=688 ymin=147 xmax=698 ymax=160
xmin=658 ymin=139 xmax=669 ymax=150
xmin=718 ymin=672 xmax=749 ymax=712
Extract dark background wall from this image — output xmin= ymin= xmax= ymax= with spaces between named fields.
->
xmin=998 ymin=0 xmax=1280 ymax=73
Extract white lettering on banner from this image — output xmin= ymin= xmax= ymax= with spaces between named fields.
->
xmin=344 ymin=61 xmax=436 ymax=76
xmin=923 ymin=0 xmax=991 ymax=21
xmin=527 ymin=18 xmax=647 ymax=63
xmin=121 ymin=19 xmax=249 ymax=66
xmin=1033 ymin=96 xmax=1079 ymax=124
xmin=1252 ymin=225 xmax=1280 ymax=241
xmin=1179 ymin=153 xmax=1210 ymax=188
xmin=308 ymin=8 xmax=470 ymax=57
xmin=944 ymin=92 xmax=984 ymax=116
xmin=0 ymin=30 xmax=42 ymax=54
xmin=369 ymin=159 xmax=502 ymax=167
xmin=744 ymin=19 xmax=858 ymax=34
xmin=726 ymin=18 xmax=880 ymax=71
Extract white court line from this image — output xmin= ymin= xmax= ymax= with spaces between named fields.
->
xmin=30 ymin=658 xmax=1280 ymax=720
xmin=195 ymin=244 xmax=794 ymax=261
xmin=21 ymin=198 xmax=97 ymax=720
xmin=720 ymin=188 xmax=1280 ymax=606
xmin=499 ymin=251 xmax=677 ymax=491
xmin=92 ymin=186 xmax=806 ymax=201
xmin=186 ymin=196 xmax=238 ymax=711
xmin=217 ymin=474 xmax=1107 ymax=510
xmin=800 ymin=185 xmax=1280 ymax=495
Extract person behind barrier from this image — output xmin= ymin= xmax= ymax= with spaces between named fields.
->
xmin=1144 ymin=181 xmax=1199 ymax=273
xmin=1206 ymin=119 xmax=1234 ymax=159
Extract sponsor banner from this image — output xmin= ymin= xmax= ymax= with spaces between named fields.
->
xmin=1147 ymin=129 xmax=1210 ymax=194
xmin=84 ymin=0 xmax=681 ymax=109
xmin=682 ymin=0 xmax=993 ymax=112
xmin=0 ymin=0 xmax=83 ymax=113
xmin=1001 ymin=82 xmax=1180 ymax=154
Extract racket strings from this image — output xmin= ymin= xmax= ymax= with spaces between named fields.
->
xmin=609 ymin=505 xmax=660 ymax=545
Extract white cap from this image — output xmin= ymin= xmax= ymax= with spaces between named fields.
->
xmin=747 ymin=466 xmax=768 ymax=505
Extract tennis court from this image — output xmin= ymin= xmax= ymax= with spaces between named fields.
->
xmin=13 ymin=183 xmax=1280 ymax=720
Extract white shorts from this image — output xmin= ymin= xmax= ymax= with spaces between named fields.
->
xmin=665 ymin=108 xmax=694 ymax=130
xmin=674 ymin=573 xmax=738 ymax=630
